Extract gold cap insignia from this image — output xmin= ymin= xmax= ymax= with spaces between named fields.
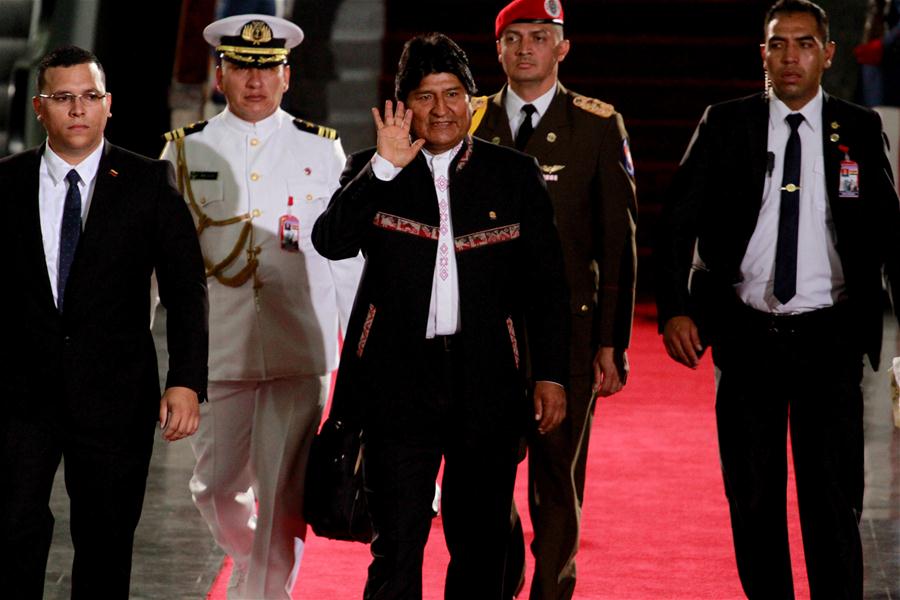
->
xmin=242 ymin=20 xmax=273 ymax=45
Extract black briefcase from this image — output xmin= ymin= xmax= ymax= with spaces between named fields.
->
xmin=304 ymin=417 xmax=373 ymax=543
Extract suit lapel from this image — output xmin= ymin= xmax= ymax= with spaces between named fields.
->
xmin=66 ymin=142 xmax=123 ymax=300
xmin=82 ymin=142 xmax=120 ymax=237
xmin=21 ymin=145 xmax=58 ymax=313
xmin=746 ymin=93 xmax=770 ymax=215
xmin=821 ymin=93 xmax=844 ymax=207
xmin=476 ymin=88 xmax=514 ymax=146
xmin=525 ymin=83 xmax=570 ymax=165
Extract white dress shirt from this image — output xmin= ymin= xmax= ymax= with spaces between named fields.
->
xmin=505 ymin=84 xmax=557 ymax=139
xmin=738 ymin=88 xmax=845 ymax=313
xmin=371 ymin=143 xmax=463 ymax=338
xmin=39 ymin=140 xmax=104 ymax=305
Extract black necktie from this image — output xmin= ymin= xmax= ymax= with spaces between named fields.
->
xmin=58 ymin=169 xmax=82 ymax=312
xmin=773 ymin=113 xmax=804 ymax=305
xmin=515 ymin=104 xmax=537 ymax=150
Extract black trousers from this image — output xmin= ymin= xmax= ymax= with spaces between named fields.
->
xmin=714 ymin=304 xmax=864 ymax=600
xmin=362 ymin=336 xmax=520 ymax=600
xmin=0 ymin=410 xmax=156 ymax=599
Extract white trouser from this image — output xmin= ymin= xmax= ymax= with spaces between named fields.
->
xmin=189 ymin=375 xmax=328 ymax=600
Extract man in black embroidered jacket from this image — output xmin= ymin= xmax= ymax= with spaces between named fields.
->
xmin=312 ymin=33 xmax=570 ymax=599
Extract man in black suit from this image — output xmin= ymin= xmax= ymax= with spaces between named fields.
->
xmin=312 ymin=33 xmax=569 ymax=599
xmin=0 ymin=46 xmax=208 ymax=599
xmin=655 ymin=1 xmax=900 ymax=598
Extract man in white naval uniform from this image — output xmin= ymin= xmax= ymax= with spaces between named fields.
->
xmin=160 ymin=14 xmax=362 ymax=600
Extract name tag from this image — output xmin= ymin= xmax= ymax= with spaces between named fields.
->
xmin=190 ymin=171 xmax=218 ymax=180
xmin=838 ymin=161 xmax=859 ymax=198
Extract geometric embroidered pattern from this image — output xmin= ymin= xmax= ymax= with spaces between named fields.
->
xmin=438 ymin=181 xmax=450 ymax=280
xmin=454 ymin=223 xmax=520 ymax=253
xmin=356 ymin=303 xmax=376 ymax=357
xmin=372 ymin=214 xmax=521 ymax=255
xmin=506 ymin=316 xmax=520 ymax=369
xmin=373 ymin=212 xmax=439 ymax=240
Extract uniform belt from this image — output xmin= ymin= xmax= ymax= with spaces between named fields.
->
xmin=740 ymin=302 xmax=849 ymax=336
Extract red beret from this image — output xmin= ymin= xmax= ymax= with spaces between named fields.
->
xmin=495 ymin=0 xmax=565 ymax=39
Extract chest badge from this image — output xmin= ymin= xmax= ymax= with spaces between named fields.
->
xmin=540 ymin=164 xmax=565 ymax=182
xmin=279 ymin=196 xmax=300 ymax=252
xmin=837 ymin=144 xmax=859 ymax=199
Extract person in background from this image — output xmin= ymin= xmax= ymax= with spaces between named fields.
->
xmin=854 ymin=0 xmax=900 ymax=106
xmin=470 ymin=1 xmax=637 ymax=597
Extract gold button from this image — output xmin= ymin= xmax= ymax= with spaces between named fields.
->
xmin=491 ymin=136 xmax=500 ymax=144
xmin=547 ymin=132 xmax=557 ymax=143
xmin=250 ymin=138 xmax=259 ymax=146
xmin=251 ymin=208 xmax=261 ymax=217
xmin=306 ymin=194 xmax=314 ymax=201
xmin=250 ymin=172 xmax=260 ymax=181
xmin=830 ymin=133 xmax=839 ymax=143
xmin=830 ymin=121 xmax=839 ymax=129
xmin=580 ymin=304 xmax=590 ymax=313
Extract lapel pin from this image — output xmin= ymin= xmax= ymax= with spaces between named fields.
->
xmin=108 ymin=169 xmax=118 ymax=177
xmin=829 ymin=133 xmax=840 ymax=143
xmin=489 ymin=211 xmax=497 ymax=220
xmin=546 ymin=132 xmax=557 ymax=143
xmin=491 ymin=136 xmax=501 ymax=144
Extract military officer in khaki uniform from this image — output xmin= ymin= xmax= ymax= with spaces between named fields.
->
xmin=471 ymin=1 xmax=637 ymax=598
xmin=160 ymin=14 xmax=362 ymax=600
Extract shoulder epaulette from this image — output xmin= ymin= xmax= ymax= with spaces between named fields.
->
xmin=293 ymin=118 xmax=339 ymax=140
xmin=468 ymin=96 xmax=489 ymax=135
xmin=162 ymin=120 xmax=208 ymax=142
xmin=572 ymin=95 xmax=615 ymax=118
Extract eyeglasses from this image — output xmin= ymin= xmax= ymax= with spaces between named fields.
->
xmin=36 ymin=92 xmax=108 ymax=106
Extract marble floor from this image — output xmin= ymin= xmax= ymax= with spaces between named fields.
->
xmin=41 ymin=308 xmax=900 ymax=599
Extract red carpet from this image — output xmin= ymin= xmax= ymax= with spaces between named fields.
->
xmin=208 ymin=303 xmax=810 ymax=599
